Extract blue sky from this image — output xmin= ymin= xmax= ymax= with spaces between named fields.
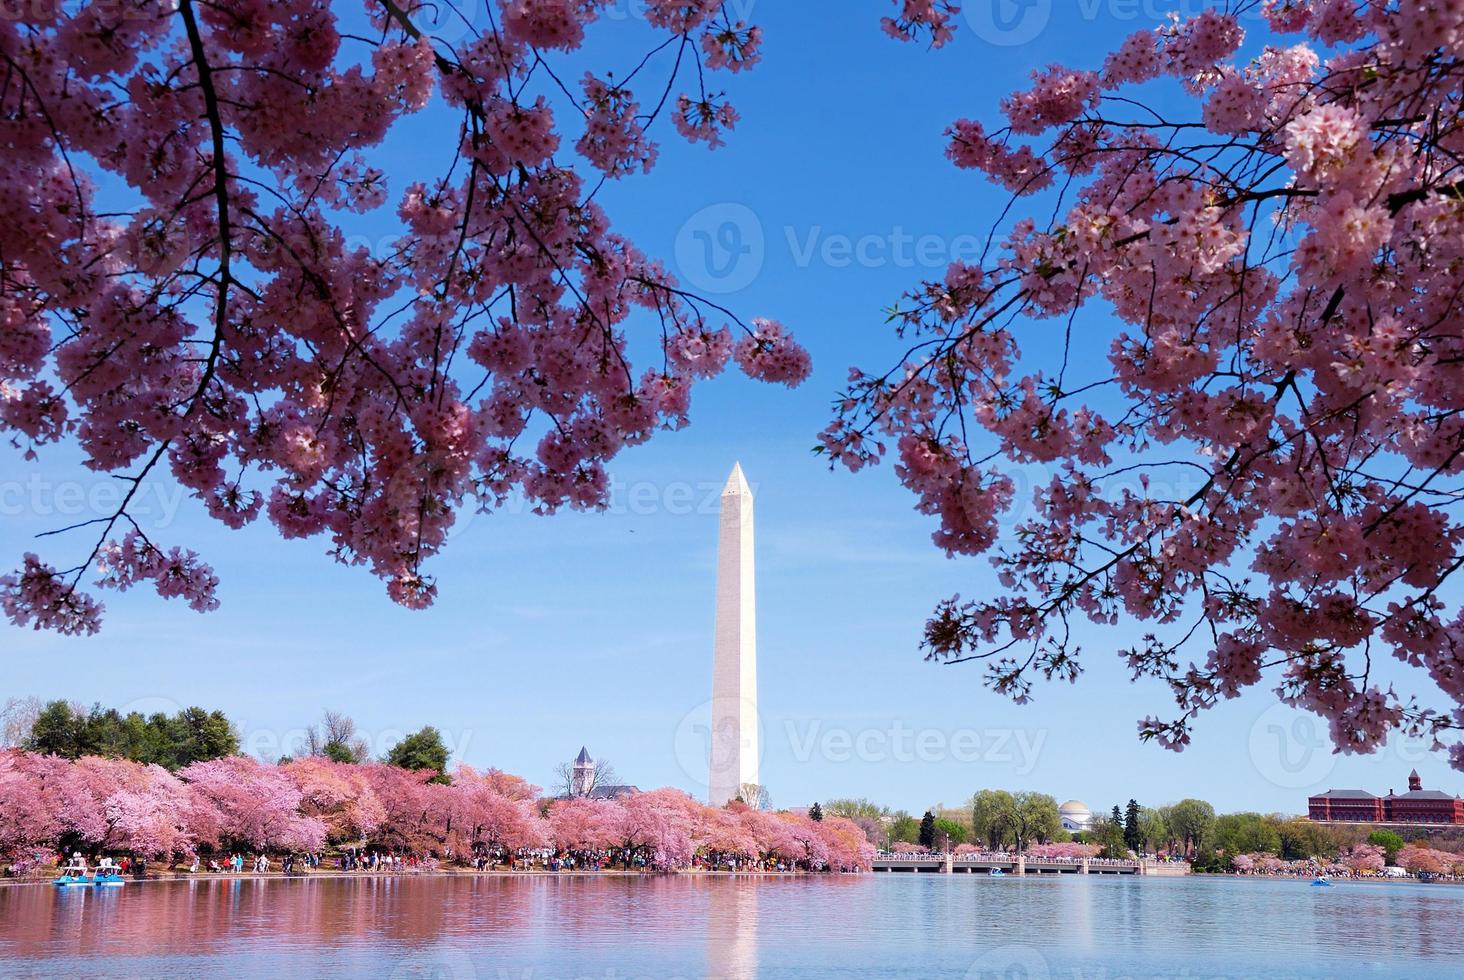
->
xmin=3 ymin=1 xmax=1459 ymax=817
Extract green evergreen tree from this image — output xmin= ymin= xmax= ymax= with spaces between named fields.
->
xmin=386 ymin=726 xmax=450 ymax=774
xmin=21 ymin=700 xmax=237 ymax=768
xmin=25 ymin=700 xmax=83 ymax=757
xmin=808 ymin=802 xmax=823 ymax=822
xmin=918 ymin=810 xmax=937 ymax=849
xmin=1124 ymin=799 xmax=1142 ymax=853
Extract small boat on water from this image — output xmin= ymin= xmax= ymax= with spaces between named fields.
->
xmin=51 ymin=855 xmax=127 ymax=887
xmin=988 ymin=868 xmax=1006 ymax=877
xmin=92 ymin=858 xmax=126 ymax=887
xmin=1310 ymin=876 xmax=1332 ymax=887
xmin=53 ymin=855 xmax=90 ymax=887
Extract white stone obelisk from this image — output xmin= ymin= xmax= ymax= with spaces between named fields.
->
xmin=709 ymin=462 xmax=758 ymax=807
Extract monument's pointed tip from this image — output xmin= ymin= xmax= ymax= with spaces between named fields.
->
xmin=724 ymin=461 xmax=751 ymax=495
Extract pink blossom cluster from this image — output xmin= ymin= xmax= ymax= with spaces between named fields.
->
xmin=880 ymin=0 xmax=960 ymax=48
xmin=0 ymin=751 xmax=321 ymax=859
xmin=576 ymin=75 xmax=658 ymax=178
xmin=0 ymin=750 xmax=876 ymax=871
xmin=673 ymin=92 xmax=740 ymax=148
xmin=1337 ymin=842 xmax=1386 ymax=874
xmin=702 ymin=22 xmax=762 ymax=73
xmin=838 ymin=3 xmax=1464 ymax=769
xmin=95 ymin=532 xmax=219 ymax=615
xmin=733 ymin=319 xmax=813 ymax=386
xmin=1396 ymin=844 xmax=1464 ymax=875
xmin=0 ymin=0 xmax=805 ymax=633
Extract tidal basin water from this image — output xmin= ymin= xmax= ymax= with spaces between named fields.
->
xmin=1 ymin=873 xmax=1461 ymax=979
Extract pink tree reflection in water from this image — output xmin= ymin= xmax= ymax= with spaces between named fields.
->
xmin=3 ymin=875 xmax=1464 ymax=977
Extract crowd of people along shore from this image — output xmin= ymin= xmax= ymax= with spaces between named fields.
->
xmin=1225 ymin=846 xmax=1464 ymax=882
xmin=7 ymin=749 xmax=1462 ymax=885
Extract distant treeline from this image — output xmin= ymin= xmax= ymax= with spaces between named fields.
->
xmin=822 ymin=792 xmax=1464 ymax=867
xmin=2 ymin=699 xmax=449 ymax=776
xmin=13 ymin=700 xmax=237 ymax=770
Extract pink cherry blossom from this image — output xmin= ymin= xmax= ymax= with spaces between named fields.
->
xmin=1339 ymin=843 xmax=1386 ymax=874
xmin=1398 ymin=845 xmax=1464 ymax=876
xmin=1 ymin=0 xmax=803 ymax=634
xmin=180 ymin=756 xmax=325 ymax=852
xmin=836 ymin=3 xmax=1464 ymax=769
xmin=549 ymin=797 xmax=621 ymax=853
xmin=881 ymin=1 xmax=960 ymax=49
xmin=0 ymin=747 xmax=879 ymax=872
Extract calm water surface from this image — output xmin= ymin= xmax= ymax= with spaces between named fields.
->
xmin=0 ymin=873 xmax=1459 ymax=978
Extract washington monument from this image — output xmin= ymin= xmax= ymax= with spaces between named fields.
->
xmin=710 ymin=462 xmax=759 ymax=807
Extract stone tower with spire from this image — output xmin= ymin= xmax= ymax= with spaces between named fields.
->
xmin=571 ymin=746 xmax=594 ymax=798
xmin=710 ymin=463 xmax=759 ymax=807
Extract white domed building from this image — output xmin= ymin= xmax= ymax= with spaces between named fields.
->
xmin=1059 ymin=800 xmax=1092 ymax=833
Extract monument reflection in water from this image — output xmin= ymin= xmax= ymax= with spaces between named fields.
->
xmin=706 ymin=877 xmax=758 ymax=979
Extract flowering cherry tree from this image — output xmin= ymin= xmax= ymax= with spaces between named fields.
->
xmin=0 ymin=752 xmax=61 ymax=856
xmin=694 ymin=805 xmax=760 ymax=862
xmin=741 ymin=807 xmax=803 ymax=865
xmin=450 ymin=765 xmax=547 ymax=856
xmin=181 ymin=756 xmax=326 ymax=852
xmin=1396 ymin=843 xmax=1464 ymax=875
xmin=1338 ymin=841 xmax=1386 ymax=874
xmin=0 ymin=0 xmax=806 ymax=634
xmin=821 ymin=815 xmax=878 ymax=870
xmin=282 ymin=756 xmax=386 ymax=843
xmin=609 ymin=786 xmax=698 ymax=868
xmin=361 ymin=762 xmax=448 ymax=852
xmin=834 ymin=1 xmax=1464 ymax=768
xmin=101 ymin=765 xmax=197 ymax=858
xmin=0 ymin=748 xmax=879 ymax=870
xmin=547 ymin=796 xmax=620 ymax=853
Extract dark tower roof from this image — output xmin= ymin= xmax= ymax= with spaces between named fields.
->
xmin=1408 ymin=769 xmax=1423 ymax=792
xmin=574 ymin=747 xmax=592 ymax=765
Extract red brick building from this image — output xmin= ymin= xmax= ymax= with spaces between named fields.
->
xmin=1309 ymin=770 xmax=1464 ymax=826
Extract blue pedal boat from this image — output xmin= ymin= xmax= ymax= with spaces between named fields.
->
xmin=91 ymin=858 xmax=126 ymax=887
xmin=53 ymin=856 xmax=91 ymax=886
